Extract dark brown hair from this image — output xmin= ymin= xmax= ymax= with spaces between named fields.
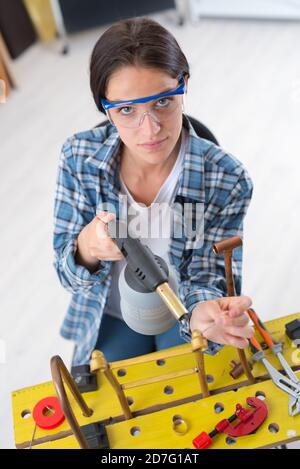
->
xmin=90 ymin=17 xmax=190 ymax=114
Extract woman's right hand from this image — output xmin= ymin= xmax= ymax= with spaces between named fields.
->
xmin=76 ymin=211 xmax=123 ymax=271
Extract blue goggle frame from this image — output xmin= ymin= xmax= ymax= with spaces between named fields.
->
xmin=101 ymin=77 xmax=186 ymax=111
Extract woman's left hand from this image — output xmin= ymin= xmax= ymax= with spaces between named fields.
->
xmin=190 ymin=296 xmax=254 ymax=348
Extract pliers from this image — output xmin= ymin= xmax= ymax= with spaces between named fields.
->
xmin=248 ymin=308 xmax=300 ymax=416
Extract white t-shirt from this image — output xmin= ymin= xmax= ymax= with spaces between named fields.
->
xmin=104 ymin=129 xmax=187 ymax=320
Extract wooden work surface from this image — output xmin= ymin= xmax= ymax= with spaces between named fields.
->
xmin=11 ymin=312 xmax=300 ymax=449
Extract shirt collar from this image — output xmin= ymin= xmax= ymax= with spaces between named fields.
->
xmin=85 ymin=123 xmax=121 ymax=187
xmin=85 ymin=124 xmax=119 ymax=166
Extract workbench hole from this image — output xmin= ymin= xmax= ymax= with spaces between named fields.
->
xmin=206 ymin=374 xmax=214 ymax=383
xmin=214 ymin=403 xmax=224 ymax=414
xmin=156 ymin=359 xmax=166 ymax=366
xmin=172 ymin=418 xmax=188 ymax=435
xmin=21 ymin=409 xmax=31 ymax=419
xmin=127 ymin=396 xmax=134 ymax=406
xmin=226 ymin=436 xmax=237 ymax=445
xmin=42 ymin=406 xmax=55 ymax=417
xmin=164 ymin=385 xmax=174 ymax=395
xmin=268 ymin=423 xmax=279 ymax=434
xmin=117 ymin=369 xmax=126 ymax=377
xmin=255 ymin=391 xmax=266 ymax=401
xmin=130 ymin=426 xmax=141 ymax=436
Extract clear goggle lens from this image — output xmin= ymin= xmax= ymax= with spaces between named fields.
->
xmin=107 ymin=96 xmax=182 ymax=129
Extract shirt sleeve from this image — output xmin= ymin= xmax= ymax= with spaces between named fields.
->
xmin=53 ymin=138 xmax=110 ymax=294
xmin=178 ymin=165 xmax=253 ymax=354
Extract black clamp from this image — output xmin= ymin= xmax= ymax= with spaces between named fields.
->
xmin=81 ymin=421 xmax=109 ymax=449
xmin=71 ymin=365 xmax=98 ymax=393
xmin=285 ymin=318 xmax=300 ymax=343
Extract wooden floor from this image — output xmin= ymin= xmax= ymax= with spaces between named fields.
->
xmin=1 ymin=11 xmax=300 ymax=448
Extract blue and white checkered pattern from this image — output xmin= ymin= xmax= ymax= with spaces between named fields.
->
xmin=53 ymin=116 xmax=253 ymax=365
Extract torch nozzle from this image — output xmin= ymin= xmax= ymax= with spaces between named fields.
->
xmin=156 ymin=282 xmax=188 ymax=321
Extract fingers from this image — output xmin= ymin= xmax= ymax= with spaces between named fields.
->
xmin=198 ymin=299 xmax=224 ymax=324
xmin=227 ymin=296 xmax=252 ymax=317
xmin=218 ymin=311 xmax=250 ymax=328
xmin=213 ymin=311 xmax=253 ymax=342
xmin=223 ymin=334 xmax=249 ymax=349
xmin=200 ymin=325 xmax=250 ymax=349
xmin=96 ymin=211 xmax=116 ymax=223
xmin=100 ymin=252 xmax=123 ymax=261
xmin=95 ymin=211 xmax=116 ymax=238
xmin=222 ymin=324 xmax=254 ymax=339
xmin=217 ymin=295 xmax=252 ymax=318
xmin=95 ymin=212 xmax=123 ymax=260
xmin=192 ymin=300 xmax=250 ymax=332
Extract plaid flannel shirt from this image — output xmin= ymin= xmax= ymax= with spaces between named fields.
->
xmin=53 ymin=116 xmax=253 ymax=365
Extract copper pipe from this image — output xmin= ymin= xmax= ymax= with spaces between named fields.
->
xmin=213 ymin=236 xmax=242 ymax=255
xmin=230 ymin=358 xmax=254 ymax=379
xmin=50 ymin=355 xmax=93 ymax=449
xmin=213 ymin=237 xmax=242 ymax=297
xmin=213 ymin=237 xmax=255 ymax=384
xmin=191 ymin=330 xmax=209 ymax=398
xmin=236 ymin=348 xmax=255 ymax=383
xmin=224 ymin=252 xmax=236 ymax=296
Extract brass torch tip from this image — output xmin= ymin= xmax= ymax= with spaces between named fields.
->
xmin=156 ymin=282 xmax=188 ymax=321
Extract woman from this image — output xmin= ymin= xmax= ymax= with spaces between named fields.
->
xmin=53 ymin=17 xmax=253 ymax=365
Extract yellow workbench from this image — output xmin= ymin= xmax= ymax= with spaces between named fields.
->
xmin=12 ymin=312 xmax=300 ymax=449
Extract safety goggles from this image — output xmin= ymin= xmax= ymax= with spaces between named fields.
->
xmin=101 ymin=77 xmax=186 ymax=129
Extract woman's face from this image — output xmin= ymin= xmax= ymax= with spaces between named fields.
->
xmin=105 ymin=66 xmax=185 ymax=167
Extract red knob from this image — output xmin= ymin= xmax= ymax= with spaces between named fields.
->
xmin=192 ymin=432 xmax=213 ymax=449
